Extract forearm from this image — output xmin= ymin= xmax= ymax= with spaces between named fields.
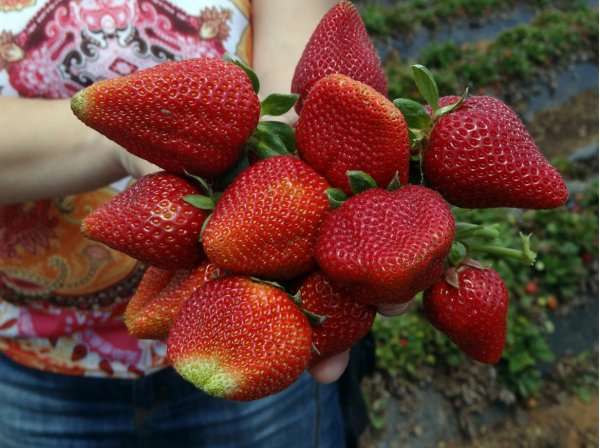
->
xmin=0 ymin=96 xmax=128 ymax=204
xmin=252 ymin=0 xmax=337 ymax=98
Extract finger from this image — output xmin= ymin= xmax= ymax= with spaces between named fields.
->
xmin=377 ymin=298 xmax=415 ymax=317
xmin=307 ymin=350 xmax=350 ymax=384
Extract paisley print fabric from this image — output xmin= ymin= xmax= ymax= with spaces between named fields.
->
xmin=0 ymin=0 xmax=251 ymax=378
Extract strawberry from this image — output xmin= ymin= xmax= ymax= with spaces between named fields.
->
xmin=315 ymin=185 xmax=455 ymax=305
xmin=423 ymin=95 xmax=568 ymax=209
xmin=71 ymin=57 xmax=261 ymax=178
xmin=298 ymin=270 xmax=376 ymax=364
xmin=201 ymin=156 xmax=332 ymax=280
xmin=422 ymin=266 xmax=509 ymax=364
xmin=81 ymin=171 xmax=209 ymax=270
xmin=167 ymin=276 xmax=312 ymax=401
xmin=291 ymin=0 xmax=387 ymax=114
xmin=124 ymin=261 xmax=226 ymax=340
xmin=296 ymin=74 xmax=410 ymax=194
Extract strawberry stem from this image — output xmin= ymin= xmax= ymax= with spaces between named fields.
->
xmin=454 ymin=222 xmax=500 ymax=240
xmin=448 ymin=242 xmax=467 ymax=267
xmin=466 ymin=233 xmax=536 ymax=265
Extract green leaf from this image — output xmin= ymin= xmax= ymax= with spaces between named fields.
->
xmin=223 ymin=53 xmax=260 ymax=93
xmin=348 ymin=170 xmax=378 ymax=195
xmin=434 ymin=87 xmax=469 ymax=119
xmin=408 ymin=128 xmax=425 ymax=150
xmin=392 ymin=98 xmax=432 ymax=129
xmin=303 ymin=309 xmax=327 ymax=325
xmin=257 ymin=131 xmax=289 ymax=156
xmin=508 ymin=351 xmax=535 ymax=374
xmin=253 ymin=141 xmax=282 ymax=159
xmin=184 ymin=171 xmax=214 ymax=198
xmin=183 ymin=194 xmax=216 ymax=210
xmin=199 ymin=212 xmax=212 ymax=239
xmin=411 ymin=64 xmax=439 ymax=112
xmin=257 ymin=121 xmax=296 ymax=153
xmin=260 ymin=93 xmax=299 ymax=117
xmin=325 ymin=188 xmax=348 ymax=209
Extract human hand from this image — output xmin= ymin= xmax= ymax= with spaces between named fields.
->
xmin=112 ymin=146 xmax=162 ymax=179
xmin=308 ymin=298 xmax=415 ymax=383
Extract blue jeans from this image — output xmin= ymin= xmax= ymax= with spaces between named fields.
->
xmin=0 ymin=354 xmax=345 ymax=448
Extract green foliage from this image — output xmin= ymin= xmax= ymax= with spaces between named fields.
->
xmin=372 ymin=299 xmax=461 ymax=381
xmin=359 ymin=0 xmax=582 ymax=39
xmin=496 ymin=309 xmax=555 ymax=398
xmin=379 ymin=7 xmax=598 ymax=100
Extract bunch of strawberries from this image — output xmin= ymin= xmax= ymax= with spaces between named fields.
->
xmin=71 ymin=1 xmax=568 ymax=401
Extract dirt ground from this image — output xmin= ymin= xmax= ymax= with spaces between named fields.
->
xmin=525 ymin=88 xmax=599 ymax=161
xmin=444 ymin=395 xmax=599 ymax=448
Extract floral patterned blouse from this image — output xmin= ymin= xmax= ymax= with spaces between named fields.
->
xmin=0 ymin=0 xmax=251 ymax=378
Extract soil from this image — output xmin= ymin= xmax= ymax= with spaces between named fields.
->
xmin=525 ymin=88 xmax=599 ymax=161
xmin=444 ymin=395 xmax=599 ymax=448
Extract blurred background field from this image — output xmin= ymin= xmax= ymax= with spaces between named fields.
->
xmin=349 ymin=1 xmax=599 ymax=447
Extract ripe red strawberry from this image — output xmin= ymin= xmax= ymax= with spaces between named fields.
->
xmin=124 ymin=261 xmax=226 ymax=340
xmin=298 ymin=270 xmax=376 ymax=364
xmin=291 ymin=0 xmax=387 ymax=114
xmin=71 ymin=57 xmax=261 ymax=178
xmin=202 ymin=156 xmax=332 ymax=280
xmin=316 ymin=185 xmax=455 ymax=305
xmin=424 ymin=95 xmax=568 ymax=209
xmin=296 ymin=74 xmax=410 ymax=194
xmin=422 ymin=266 xmax=509 ymax=364
xmin=81 ymin=171 xmax=209 ymax=270
xmin=167 ymin=276 xmax=312 ymax=401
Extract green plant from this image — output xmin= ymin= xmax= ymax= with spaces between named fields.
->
xmin=372 ymin=299 xmax=461 ymax=381
xmin=381 ymin=7 xmax=598 ymax=101
xmin=496 ymin=309 xmax=555 ymax=398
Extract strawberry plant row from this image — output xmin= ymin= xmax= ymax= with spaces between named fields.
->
xmin=357 ymin=0 xmax=593 ymax=39
xmin=381 ymin=7 xmax=598 ymax=102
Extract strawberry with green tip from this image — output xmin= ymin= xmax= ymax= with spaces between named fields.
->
xmin=298 ymin=269 xmax=376 ymax=364
xmin=124 ymin=261 xmax=226 ymax=340
xmin=201 ymin=156 xmax=332 ymax=280
xmin=296 ymin=74 xmax=410 ymax=194
xmin=81 ymin=171 xmax=209 ymax=270
xmin=71 ymin=57 xmax=261 ymax=178
xmin=423 ymin=265 xmax=509 ymax=364
xmin=292 ymin=0 xmax=387 ymax=113
xmin=167 ymin=276 xmax=312 ymax=401
xmin=316 ymin=185 xmax=455 ymax=305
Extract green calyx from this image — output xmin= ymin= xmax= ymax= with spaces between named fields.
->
xmin=183 ymin=171 xmax=218 ymax=211
xmin=260 ymin=93 xmax=299 ymax=117
xmin=392 ymin=64 xmax=469 ymax=185
xmin=247 ymin=120 xmax=297 ymax=160
xmin=250 ymin=279 xmax=327 ymax=326
xmin=326 ymin=171 xmax=404 ymax=209
xmin=224 ymin=53 xmax=260 ymax=93
xmin=288 ymin=290 xmax=327 ymax=325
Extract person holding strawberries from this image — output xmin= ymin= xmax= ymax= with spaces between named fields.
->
xmin=0 ymin=1 xmax=369 ymax=446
